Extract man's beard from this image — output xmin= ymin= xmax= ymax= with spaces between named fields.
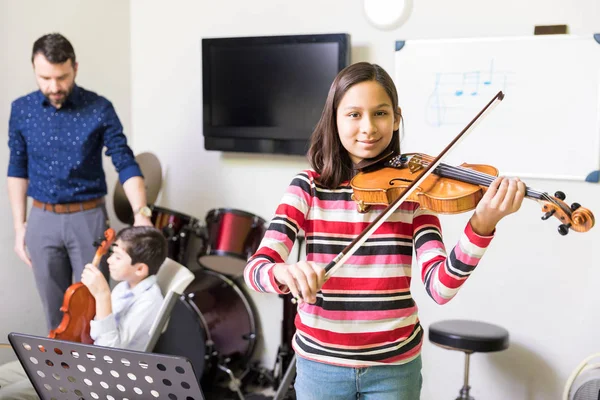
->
xmin=43 ymin=84 xmax=74 ymax=107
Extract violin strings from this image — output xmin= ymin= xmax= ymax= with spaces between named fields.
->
xmin=412 ymin=156 xmax=545 ymax=198
xmin=411 ymin=155 xmax=571 ymax=217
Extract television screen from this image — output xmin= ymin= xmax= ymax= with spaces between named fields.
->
xmin=202 ymin=34 xmax=350 ymax=155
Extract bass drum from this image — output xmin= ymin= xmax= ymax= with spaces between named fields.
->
xmin=153 ymin=269 xmax=257 ymax=380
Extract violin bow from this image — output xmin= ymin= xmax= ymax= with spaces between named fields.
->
xmin=323 ymin=91 xmax=505 ymax=278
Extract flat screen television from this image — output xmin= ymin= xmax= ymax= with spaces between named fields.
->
xmin=202 ymin=33 xmax=351 ymax=156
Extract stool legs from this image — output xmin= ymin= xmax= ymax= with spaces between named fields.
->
xmin=456 ymin=352 xmax=474 ymax=400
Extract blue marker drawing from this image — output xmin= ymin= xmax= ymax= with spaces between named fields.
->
xmin=455 ymin=60 xmax=494 ymax=96
xmin=585 ymin=170 xmax=599 ymax=183
xmin=427 ymin=59 xmax=513 ymax=127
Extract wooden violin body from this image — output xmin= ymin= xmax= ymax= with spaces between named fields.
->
xmin=351 ymin=162 xmax=499 ymax=214
xmin=48 ymin=283 xmax=96 ymax=344
xmin=48 ymin=228 xmax=116 ymax=343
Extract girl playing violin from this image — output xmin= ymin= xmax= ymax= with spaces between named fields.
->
xmin=244 ymin=62 xmax=526 ymax=400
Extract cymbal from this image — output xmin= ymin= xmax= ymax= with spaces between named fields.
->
xmin=113 ymin=152 xmax=162 ymax=224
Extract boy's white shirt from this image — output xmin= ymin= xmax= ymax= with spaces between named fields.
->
xmin=89 ymin=275 xmax=163 ymax=351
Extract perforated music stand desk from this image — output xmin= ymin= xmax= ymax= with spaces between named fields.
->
xmin=8 ymin=332 xmax=205 ymax=400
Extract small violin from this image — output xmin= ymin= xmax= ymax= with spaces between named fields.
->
xmin=48 ymin=228 xmax=116 ymax=343
xmin=351 ymin=153 xmax=595 ymax=235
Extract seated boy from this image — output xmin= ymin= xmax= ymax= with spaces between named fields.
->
xmin=0 ymin=226 xmax=168 ymax=399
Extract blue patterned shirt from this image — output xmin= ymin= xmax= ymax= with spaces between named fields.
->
xmin=7 ymin=85 xmax=142 ymax=204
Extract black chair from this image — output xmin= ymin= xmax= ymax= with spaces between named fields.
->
xmin=428 ymin=319 xmax=509 ymax=400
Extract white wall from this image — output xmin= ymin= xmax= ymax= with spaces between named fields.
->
xmin=130 ymin=1 xmax=600 ymax=399
xmin=0 ymin=0 xmax=131 ymax=363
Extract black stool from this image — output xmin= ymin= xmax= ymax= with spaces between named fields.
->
xmin=429 ymin=319 xmax=509 ymax=400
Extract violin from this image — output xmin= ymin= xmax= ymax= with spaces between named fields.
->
xmin=48 ymin=228 xmax=116 ymax=344
xmin=351 ymin=153 xmax=595 ymax=235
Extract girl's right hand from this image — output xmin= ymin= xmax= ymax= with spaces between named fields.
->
xmin=273 ymin=261 xmax=326 ymax=304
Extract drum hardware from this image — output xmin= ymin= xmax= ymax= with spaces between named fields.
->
xmin=177 ymin=228 xmax=191 ymax=265
xmin=273 ymin=354 xmax=297 ymax=400
xmin=136 ymin=206 xmax=274 ymax=397
xmin=271 ymin=235 xmax=304 ymax=400
xmin=244 ymin=360 xmax=277 ymax=390
xmin=153 ymin=268 xmax=258 ymax=397
xmin=193 ymin=223 xmax=208 ymax=245
xmin=271 ymin=293 xmax=297 ymax=391
xmin=218 ymin=364 xmax=245 ymax=400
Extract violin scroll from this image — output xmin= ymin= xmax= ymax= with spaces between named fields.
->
xmin=92 ymin=228 xmax=116 ymax=266
xmin=540 ymin=192 xmax=595 ymax=235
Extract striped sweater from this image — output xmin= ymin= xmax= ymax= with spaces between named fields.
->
xmin=244 ymin=170 xmax=494 ymax=367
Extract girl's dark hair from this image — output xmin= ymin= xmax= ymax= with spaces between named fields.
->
xmin=307 ymin=62 xmax=402 ymax=188
xmin=116 ymin=226 xmax=168 ymax=276
xmin=31 ymin=33 xmax=76 ymax=65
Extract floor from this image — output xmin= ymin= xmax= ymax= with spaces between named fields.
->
xmin=199 ymin=360 xmax=296 ymax=400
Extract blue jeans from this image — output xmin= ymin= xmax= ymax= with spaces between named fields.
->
xmin=294 ymin=355 xmax=422 ymax=400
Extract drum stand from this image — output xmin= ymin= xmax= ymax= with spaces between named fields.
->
xmin=273 ymin=354 xmax=296 ymax=400
xmin=218 ymin=364 xmax=245 ymax=399
xmin=164 ymin=221 xmax=193 ymax=265
xmin=272 ymin=235 xmax=304 ymax=400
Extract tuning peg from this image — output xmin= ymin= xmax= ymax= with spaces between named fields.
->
xmin=570 ymin=202 xmax=581 ymax=211
xmin=558 ymin=223 xmax=571 ymax=236
xmin=92 ymin=235 xmax=105 ymax=247
xmin=554 ymin=191 xmax=566 ymax=201
xmin=541 ymin=210 xmax=556 ymax=220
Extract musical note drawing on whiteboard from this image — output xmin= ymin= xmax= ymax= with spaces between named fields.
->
xmin=427 ymin=59 xmax=514 ymax=127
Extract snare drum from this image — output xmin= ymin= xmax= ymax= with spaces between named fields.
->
xmin=150 ymin=205 xmax=196 ymax=263
xmin=198 ymin=208 xmax=266 ymax=276
xmin=152 ymin=269 xmax=257 ymax=379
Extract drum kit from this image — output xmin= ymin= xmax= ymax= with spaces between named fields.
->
xmin=113 ymin=153 xmax=295 ymax=399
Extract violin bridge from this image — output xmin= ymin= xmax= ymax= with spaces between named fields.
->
xmin=408 ymin=155 xmax=424 ymax=173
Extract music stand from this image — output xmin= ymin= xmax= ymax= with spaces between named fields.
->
xmin=8 ymin=332 xmax=205 ymax=400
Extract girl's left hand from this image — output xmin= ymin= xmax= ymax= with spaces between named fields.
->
xmin=81 ymin=263 xmax=111 ymax=300
xmin=470 ymin=177 xmax=526 ymax=236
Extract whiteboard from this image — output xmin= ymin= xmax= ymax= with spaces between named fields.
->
xmin=394 ymin=35 xmax=600 ymax=181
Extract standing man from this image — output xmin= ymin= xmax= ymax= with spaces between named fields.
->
xmin=7 ymin=33 xmax=154 ymax=331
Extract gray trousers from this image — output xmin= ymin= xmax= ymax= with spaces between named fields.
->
xmin=25 ymin=204 xmax=109 ymax=331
